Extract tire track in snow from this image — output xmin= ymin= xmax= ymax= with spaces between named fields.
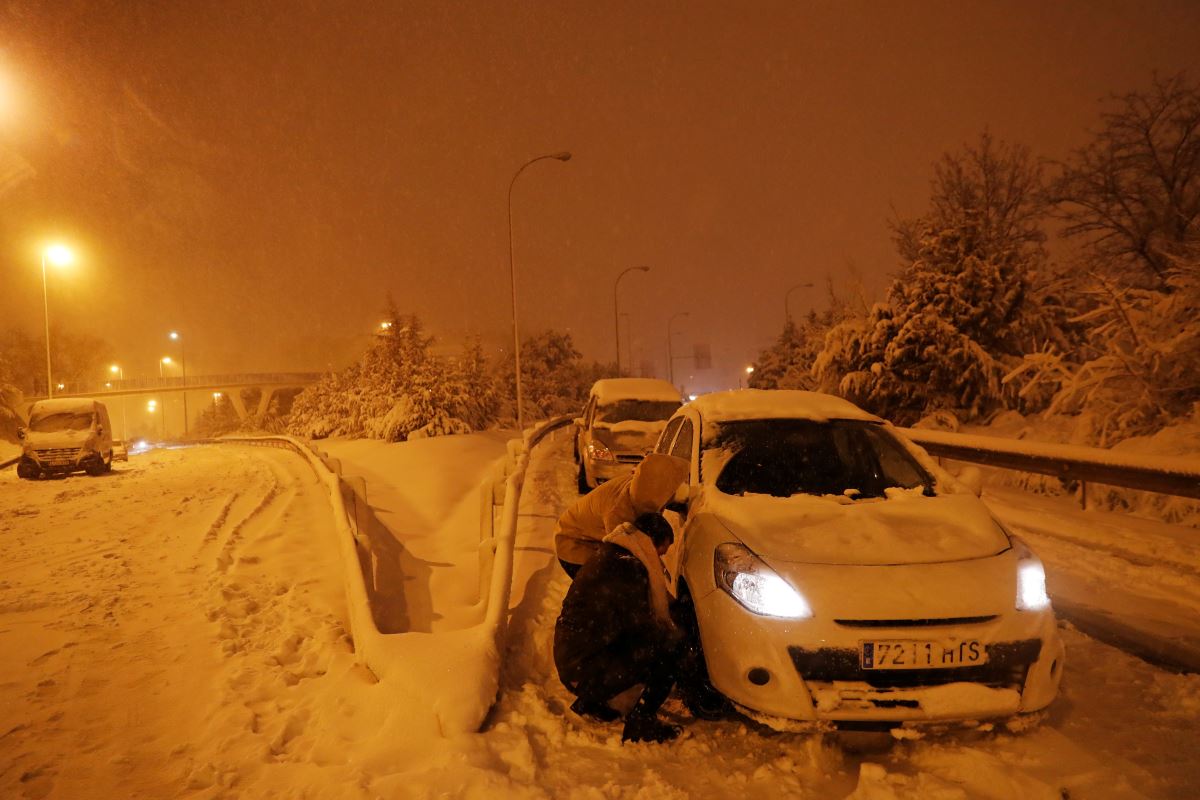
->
xmin=182 ymin=446 xmax=356 ymax=791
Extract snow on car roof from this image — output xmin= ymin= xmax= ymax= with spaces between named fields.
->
xmin=29 ymin=397 xmax=103 ymax=417
xmin=688 ymin=389 xmax=882 ymax=425
xmin=590 ymin=378 xmax=682 ymax=404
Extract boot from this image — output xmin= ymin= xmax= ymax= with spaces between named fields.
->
xmin=621 ymin=712 xmax=681 ymax=744
xmin=570 ymin=696 xmax=621 ymax=723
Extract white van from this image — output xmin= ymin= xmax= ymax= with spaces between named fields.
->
xmin=17 ymin=398 xmax=115 ymax=479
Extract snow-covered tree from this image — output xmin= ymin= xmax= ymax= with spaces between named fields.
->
xmin=287 ymin=308 xmax=473 ymax=441
xmin=1047 ymin=73 xmax=1200 ymax=290
xmin=750 ymin=278 xmax=869 ymax=390
xmin=815 ymin=134 xmax=1072 ymax=423
xmin=495 ymin=330 xmax=615 ymax=423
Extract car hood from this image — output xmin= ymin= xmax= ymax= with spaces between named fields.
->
xmin=26 ymin=429 xmax=93 ymax=450
xmin=593 ymin=420 xmax=667 ymax=455
xmin=702 ymin=489 xmax=1009 ymax=566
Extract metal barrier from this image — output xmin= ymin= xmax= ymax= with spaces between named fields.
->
xmin=899 ymin=427 xmax=1200 ymax=506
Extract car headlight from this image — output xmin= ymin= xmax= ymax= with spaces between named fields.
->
xmin=587 ymin=442 xmax=616 ymax=462
xmin=1013 ymin=537 xmax=1051 ymax=611
xmin=714 ymin=542 xmax=812 ymax=618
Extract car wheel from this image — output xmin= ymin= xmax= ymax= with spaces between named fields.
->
xmin=16 ymin=461 xmax=39 ymax=480
xmin=577 ymin=462 xmax=591 ymax=495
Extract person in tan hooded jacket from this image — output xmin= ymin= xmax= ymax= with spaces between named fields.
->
xmin=554 ymin=452 xmax=689 ymax=577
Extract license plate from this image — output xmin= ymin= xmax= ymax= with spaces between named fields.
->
xmin=860 ymin=639 xmax=987 ymax=670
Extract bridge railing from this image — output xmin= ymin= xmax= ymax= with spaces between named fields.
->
xmin=29 ymin=372 xmax=323 ymax=399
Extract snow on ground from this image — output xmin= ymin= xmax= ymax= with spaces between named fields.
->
xmin=986 ymin=486 xmax=1200 ymax=672
xmin=0 ymin=440 xmax=20 ymax=463
xmin=3 ymin=436 xmax=1199 ymax=799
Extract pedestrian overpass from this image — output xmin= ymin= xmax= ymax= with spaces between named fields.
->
xmin=24 ymin=372 xmax=322 ymax=420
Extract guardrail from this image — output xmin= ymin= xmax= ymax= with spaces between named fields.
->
xmin=899 ymin=427 xmax=1200 ymax=507
xmin=211 ymin=419 xmax=575 ymax=733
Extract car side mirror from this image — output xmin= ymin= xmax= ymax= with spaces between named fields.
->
xmin=16 ymin=427 xmax=25 ymax=440
xmin=96 ymin=425 xmax=105 ymax=437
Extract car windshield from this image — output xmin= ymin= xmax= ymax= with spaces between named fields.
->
xmin=30 ymin=412 xmax=95 ymax=433
xmin=595 ymin=400 xmax=680 ymax=424
xmin=710 ymin=419 xmax=932 ymax=499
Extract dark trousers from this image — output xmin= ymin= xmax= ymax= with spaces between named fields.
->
xmin=559 ymin=636 xmax=682 ymax=718
xmin=559 ymin=559 xmax=582 ymax=579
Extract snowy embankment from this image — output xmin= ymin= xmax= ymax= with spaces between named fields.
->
xmin=4 ymin=436 xmax=1200 ymax=798
xmin=0 ymin=440 xmax=19 ymax=465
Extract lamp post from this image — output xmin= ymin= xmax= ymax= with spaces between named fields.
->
xmin=785 ymin=282 xmax=815 ymax=324
xmin=169 ymin=331 xmax=188 ymax=435
xmin=667 ymin=311 xmax=689 ymax=388
xmin=507 ymin=150 xmax=572 ymax=433
xmin=613 ymin=265 xmax=650 ymax=375
xmin=40 ymin=243 xmax=74 ymax=396
xmin=741 ymin=365 xmax=755 ymax=389
xmin=110 ymin=364 xmax=127 ymax=440
xmin=148 ymin=399 xmax=163 ymax=439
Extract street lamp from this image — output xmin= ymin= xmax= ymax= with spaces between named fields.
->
xmin=785 ymin=282 xmax=815 ymax=324
xmin=159 ymin=356 xmax=173 ymax=378
xmin=148 ymin=398 xmax=164 ymax=439
xmin=212 ymin=391 xmax=222 ymax=417
xmin=40 ymin=243 xmax=74 ymax=396
xmin=667 ymin=311 xmax=689 ymax=388
xmin=741 ymin=365 xmax=755 ymax=389
xmin=613 ymin=265 xmax=650 ymax=375
xmin=110 ymin=364 xmax=127 ymax=441
xmin=507 ymin=150 xmax=572 ymax=433
xmin=169 ymin=331 xmax=188 ymax=436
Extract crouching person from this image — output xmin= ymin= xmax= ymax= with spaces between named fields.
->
xmin=555 ymin=453 xmax=689 ymax=578
xmin=553 ymin=512 xmax=685 ymax=743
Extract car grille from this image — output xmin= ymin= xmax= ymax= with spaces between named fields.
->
xmin=35 ymin=447 xmax=81 ymax=462
xmin=834 ymin=616 xmax=998 ymax=628
xmin=788 ymin=639 xmax=1042 ymax=690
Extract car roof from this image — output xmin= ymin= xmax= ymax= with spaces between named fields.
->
xmin=590 ymin=378 xmax=682 ymax=404
xmin=29 ymin=397 xmax=103 ymax=416
xmin=685 ymin=389 xmax=882 ymax=426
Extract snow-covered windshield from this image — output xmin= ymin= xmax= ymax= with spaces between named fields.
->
xmin=30 ymin=412 xmax=95 ymax=433
xmin=709 ymin=419 xmax=932 ymax=499
xmin=595 ymin=400 xmax=680 ymax=424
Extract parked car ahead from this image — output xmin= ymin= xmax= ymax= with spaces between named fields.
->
xmin=574 ymin=378 xmax=682 ymax=493
xmin=17 ymin=398 xmax=115 ymax=479
xmin=658 ymin=390 xmax=1063 ymax=732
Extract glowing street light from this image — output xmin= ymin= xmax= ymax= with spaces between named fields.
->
xmin=40 ymin=243 xmax=75 ymax=396
xmin=507 ymin=150 xmax=572 ymax=433
xmin=159 ymin=356 xmax=173 ymax=378
xmin=110 ymin=364 xmax=127 ymax=440
xmin=168 ymin=331 xmax=189 ymax=436
xmin=746 ymin=365 xmax=755 ymax=374
xmin=212 ymin=391 xmax=222 ymax=415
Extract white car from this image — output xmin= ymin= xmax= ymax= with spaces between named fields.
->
xmin=574 ymin=378 xmax=682 ymax=493
xmin=658 ymin=390 xmax=1063 ymax=732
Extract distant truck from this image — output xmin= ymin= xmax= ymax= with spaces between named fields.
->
xmin=17 ymin=398 xmax=115 ymax=479
xmin=573 ymin=378 xmax=683 ymax=493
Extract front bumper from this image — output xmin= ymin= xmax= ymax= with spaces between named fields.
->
xmin=695 ymin=588 xmax=1063 ymax=724
xmin=23 ymin=448 xmax=102 ymax=474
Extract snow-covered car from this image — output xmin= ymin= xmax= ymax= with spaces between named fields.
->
xmin=573 ymin=378 xmax=682 ymax=493
xmin=658 ymin=390 xmax=1063 ymax=731
xmin=17 ymin=398 xmax=116 ymax=479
